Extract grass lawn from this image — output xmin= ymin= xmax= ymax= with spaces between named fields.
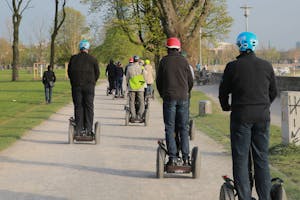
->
xmin=0 ymin=66 xmax=107 ymax=151
xmin=189 ymin=90 xmax=300 ymax=199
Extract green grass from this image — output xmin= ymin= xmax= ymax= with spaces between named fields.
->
xmin=189 ymin=90 xmax=300 ymax=200
xmin=0 ymin=69 xmax=72 ymax=151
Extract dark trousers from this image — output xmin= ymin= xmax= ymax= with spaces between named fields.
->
xmin=72 ymin=85 xmax=95 ymax=133
xmin=230 ymin=119 xmax=271 ymax=200
xmin=163 ymin=99 xmax=189 ymax=160
xmin=108 ymin=77 xmax=115 ymax=91
xmin=115 ymin=78 xmax=123 ymax=96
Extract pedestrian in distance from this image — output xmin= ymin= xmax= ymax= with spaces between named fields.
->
xmin=156 ymin=37 xmax=194 ymax=166
xmin=106 ymin=59 xmax=116 ymax=94
xmin=218 ymin=32 xmax=277 ymax=200
xmin=126 ymin=55 xmax=146 ymax=122
xmin=144 ymin=59 xmax=156 ymax=98
xmin=42 ymin=65 xmax=56 ymax=104
xmin=67 ymin=39 xmax=100 ymax=135
xmin=114 ymin=61 xmax=124 ymax=98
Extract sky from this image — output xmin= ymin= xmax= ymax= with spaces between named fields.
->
xmin=0 ymin=0 xmax=299 ymax=51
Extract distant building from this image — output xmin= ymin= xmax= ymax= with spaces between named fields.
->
xmin=296 ymin=41 xmax=300 ymax=49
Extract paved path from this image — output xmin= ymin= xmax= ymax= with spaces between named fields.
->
xmin=0 ymin=83 xmax=232 ymax=200
xmin=194 ymin=84 xmax=282 ymax=126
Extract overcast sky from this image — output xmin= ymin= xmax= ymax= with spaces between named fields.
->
xmin=0 ymin=0 xmax=299 ymax=51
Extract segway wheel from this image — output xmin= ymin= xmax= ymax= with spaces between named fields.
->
xmin=94 ymin=121 xmax=100 ymax=144
xmin=189 ymin=119 xmax=195 ymax=140
xmin=191 ymin=146 xmax=201 ymax=179
xmin=156 ymin=146 xmax=166 ymax=179
xmin=144 ymin=109 xmax=149 ymax=126
xmin=270 ymin=178 xmax=287 ymax=200
xmin=68 ymin=118 xmax=74 ymax=144
xmin=106 ymin=88 xmax=109 ymax=96
xmin=219 ymin=183 xmax=235 ymax=200
xmin=125 ymin=111 xmax=129 ymax=126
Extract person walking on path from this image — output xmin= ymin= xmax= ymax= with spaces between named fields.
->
xmin=42 ymin=65 xmax=56 ymax=104
xmin=156 ymin=37 xmax=194 ymax=166
xmin=144 ymin=59 xmax=155 ymax=97
xmin=114 ymin=61 xmax=124 ymax=97
xmin=126 ymin=55 xmax=146 ymax=122
xmin=218 ymin=32 xmax=277 ymax=200
xmin=106 ymin=59 xmax=116 ymax=94
xmin=67 ymin=39 xmax=100 ymax=135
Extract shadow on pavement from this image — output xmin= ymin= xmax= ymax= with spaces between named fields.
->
xmin=102 ymin=134 xmax=159 ymax=141
xmin=0 ymin=156 xmax=154 ymax=179
xmin=0 ymin=189 xmax=67 ymax=200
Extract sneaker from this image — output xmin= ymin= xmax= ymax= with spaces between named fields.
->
xmin=167 ymin=158 xmax=177 ymax=166
xmin=183 ymin=158 xmax=191 ymax=166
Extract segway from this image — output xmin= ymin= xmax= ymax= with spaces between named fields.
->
xmin=124 ymin=95 xmax=150 ymax=126
xmin=219 ymin=151 xmax=287 ymax=200
xmin=68 ymin=117 xmax=100 ymax=144
xmin=156 ymin=140 xmax=201 ymax=179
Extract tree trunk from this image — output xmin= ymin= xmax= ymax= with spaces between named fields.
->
xmin=12 ymin=14 xmax=21 ymax=81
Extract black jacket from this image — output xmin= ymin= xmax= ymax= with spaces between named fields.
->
xmin=114 ymin=66 xmax=124 ymax=79
xmin=156 ymin=50 xmax=194 ymax=101
xmin=42 ymin=70 xmax=56 ymax=88
xmin=106 ymin=62 xmax=116 ymax=78
xmin=219 ymin=51 xmax=278 ymax=123
xmin=68 ymin=52 xmax=100 ymax=87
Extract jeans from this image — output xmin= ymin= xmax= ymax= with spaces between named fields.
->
xmin=146 ymin=84 xmax=153 ymax=97
xmin=72 ymin=85 xmax=95 ymax=133
xmin=129 ymin=91 xmax=144 ymax=119
xmin=163 ymin=99 xmax=189 ymax=160
xmin=230 ymin=119 xmax=271 ymax=200
xmin=115 ymin=78 xmax=123 ymax=96
xmin=44 ymin=86 xmax=53 ymax=103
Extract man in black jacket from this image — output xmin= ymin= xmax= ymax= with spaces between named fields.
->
xmin=156 ymin=37 xmax=194 ymax=166
xmin=68 ymin=39 xmax=100 ymax=135
xmin=42 ymin=65 xmax=56 ymax=104
xmin=106 ymin=59 xmax=116 ymax=94
xmin=219 ymin=32 xmax=277 ymax=200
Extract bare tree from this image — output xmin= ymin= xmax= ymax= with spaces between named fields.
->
xmin=49 ymin=0 xmax=66 ymax=68
xmin=5 ymin=0 xmax=32 ymax=81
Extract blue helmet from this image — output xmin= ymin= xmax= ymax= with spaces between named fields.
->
xmin=236 ymin=32 xmax=258 ymax=52
xmin=133 ymin=55 xmax=139 ymax=62
xmin=79 ymin=39 xmax=90 ymax=50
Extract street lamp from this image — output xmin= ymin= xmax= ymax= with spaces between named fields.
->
xmin=199 ymin=28 xmax=202 ymax=66
xmin=240 ymin=3 xmax=252 ymax=31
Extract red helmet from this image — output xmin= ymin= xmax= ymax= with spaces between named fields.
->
xmin=129 ymin=57 xmax=134 ymax=63
xmin=166 ymin=37 xmax=181 ymax=49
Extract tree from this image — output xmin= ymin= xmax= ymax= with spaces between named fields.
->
xmin=0 ymin=38 xmax=13 ymax=66
xmin=83 ymin=0 xmax=233 ymax=66
xmin=154 ymin=0 xmax=233 ymax=65
xmin=93 ymin=25 xmax=144 ymax=65
xmin=5 ymin=0 xmax=32 ymax=81
xmin=49 ymin=0 xmax=66 ymax=68
xmin=55 ymin=7 xmax=89 ymax=64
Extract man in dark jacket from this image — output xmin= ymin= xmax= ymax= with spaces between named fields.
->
xmin=219 ymin=32 xmax=277 ymax=200
xmin=156 ymin=37 xmax=194 ymax=166
xmin=106 ymin=59 xmax=116 ymax=94
xmin=68 ymin=39 xmax=100 ymax=135
xmin=42 ymin=65 xmax=56 ymax=104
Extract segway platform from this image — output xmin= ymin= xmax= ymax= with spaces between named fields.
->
xmin=124 ymin=96 xmax=150 ymax=126
xmin=68 ymin=117 xmax=100 ymax=144
xmin=156 ymin=140 xmax=200 ymax=179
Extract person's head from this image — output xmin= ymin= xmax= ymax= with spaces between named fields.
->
xmin=79 ymin=39 xmax=90 ymax=52
xmin=129 ymin=57 xmax=134 ymax=63
xmin=236 ymin=32 xmax=258 ymax=52
xmin=133 ymin=55 xmax=139 ymax=63
xmin=117 ymin=61 xmax=122 ymax=67
xmin=166 ymin=37 xmax=181 ymax=52
xmin=145 ymin=59 xmax=150 ymax=65
xmin=109 ymin=59 xmax=114 ymax=64
xmin=47 ymin=65 xmax=52 ymax=71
